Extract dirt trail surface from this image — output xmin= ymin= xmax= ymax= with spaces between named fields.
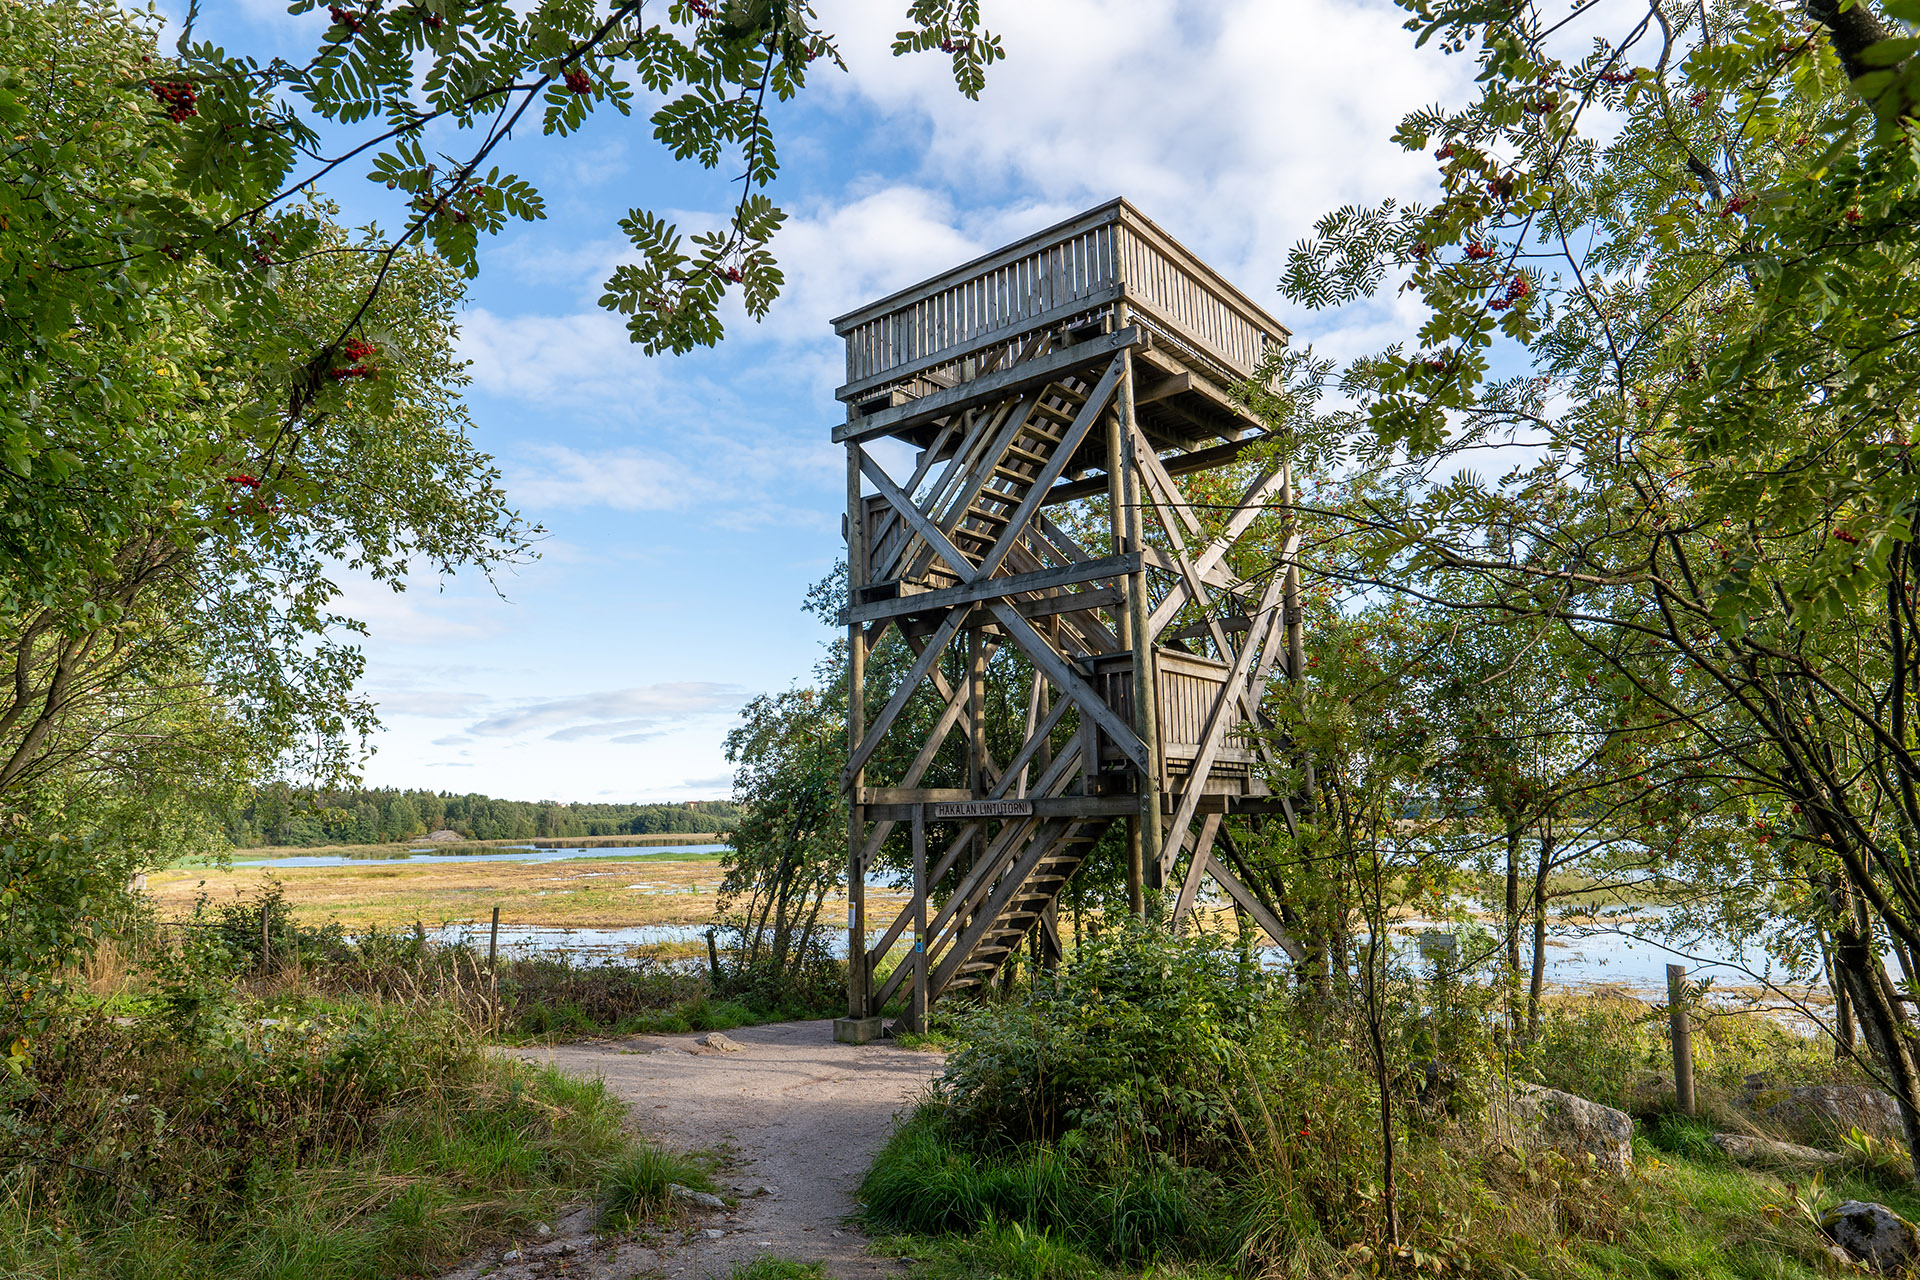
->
xmin=439 ymin=1020 xmax=943 ymax=1280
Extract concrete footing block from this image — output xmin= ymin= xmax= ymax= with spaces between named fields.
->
xmin=833 ymin=1016 xmax=885 ymax=1045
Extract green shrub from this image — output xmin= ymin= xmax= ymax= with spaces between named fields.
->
xmin=862 ymin=1104 xmax=1233 ymax=1265
xmin=935 ymin=923 xmax=1267 ymax=1159
xmin=0 ymin=995 xmax=642 ymax=1279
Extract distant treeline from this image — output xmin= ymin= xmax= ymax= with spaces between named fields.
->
xmin=225 ymin=785 xmax=740 ymax=848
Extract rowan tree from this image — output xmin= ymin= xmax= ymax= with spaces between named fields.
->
xmin=1278 ymin=0 xmax=1920 ymax=1171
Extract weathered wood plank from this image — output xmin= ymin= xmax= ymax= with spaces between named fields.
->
xmin=976 ymin=354 xmax=1126 ymax=579
xmin=1040 ymin=430 xmax=1272 ymax=506
xmin=860 ymin=454 xmax=977 ymax=590
xmin=843 ymin=553 xmax=1139 ymax=625
xmin=1169 ymin=812 xmax=1223 ymax=932
xmin=1155 ymin=564 xmax=1289 ymax=879
xmin=841 ymin=608 xmax=965 ymax=786
xmin=835 ymin=328 xmax=1142 ymax=443
xmin=987 ymin=600 xmax=1150 ymax=772
xmin=1206 ymin=855 xmax=1305 ymax=962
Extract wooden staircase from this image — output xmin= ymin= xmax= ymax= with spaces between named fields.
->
xmin=915 ymin=380 xmax=1090 ymax=590
xmin=933 ymin=815 xmax=1111 ymax=998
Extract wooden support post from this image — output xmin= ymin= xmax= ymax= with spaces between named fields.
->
xmin=1119 ymin=349 xmax=1162 ymax=915
xmin=488 ymin=905 xmax=501 ymax=1030
xmin=969 ymin=626 xmax=987 ymax=799
xmin=1668 ymin=963 xmax=1695 ymax=1115
xmin=1281 ymin=463 xmax=1312 ymax=798
xmin=1103 ymin=357 xmax=1144 ymax=919
xmin=912 ymin=807 xmax=928 ymax=1034
xmin=262 ymin=909 xmax=270 ymax=975
xmin=847 ymin=442 xmax=870 ymax=1020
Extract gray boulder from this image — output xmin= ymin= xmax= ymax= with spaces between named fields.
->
xmin=1709 ymin=1132 xmax=1841 ymax=1167
xmin=1763 ymin=1084 xmax=1906 ymax=1145
xmin=668 ymin=1183 xmax=726 ymax=1211
xmin=1822 ymin=1200 xmax=1920 ymax=1273
xmin=1490 ymin=1083 xmax=1634 ymax=1175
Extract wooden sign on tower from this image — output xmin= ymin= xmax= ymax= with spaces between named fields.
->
xmin=831 ymin=200 xmax=1307 ymax=1041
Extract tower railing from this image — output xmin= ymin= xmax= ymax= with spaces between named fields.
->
xmin=832 ymin=199 xmax=1285 ymax=409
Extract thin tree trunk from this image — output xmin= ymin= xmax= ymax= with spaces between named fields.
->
xmin=1505 ymin=816 xmax=1524 ymax=1037
xmin=1835 ymin=923 xmax=1920 ymax=1190
xmin=1363 ymin=930 xmax=1401 ymax=1249
xmin=1822 ymin=927 xmax=1858 ymax=1059
xmin=1526 ymin=830 xmax=1554 ymax=1040
xmin=1505 ymin=818 xmax=1523 ymax=975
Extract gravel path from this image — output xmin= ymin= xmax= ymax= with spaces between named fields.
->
xmin=439 ymin=1020 xmax=943 ymax=1280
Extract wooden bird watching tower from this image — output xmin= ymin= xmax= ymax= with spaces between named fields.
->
xmin=832 ymin=200 xmax=1307 ymax=1040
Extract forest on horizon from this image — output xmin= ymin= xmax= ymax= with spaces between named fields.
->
xmin=222 ymin=785 xmax=739 ymax=848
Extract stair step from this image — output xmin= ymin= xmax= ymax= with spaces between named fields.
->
xmin=1004 ymin=443 xmax=1055 ymax=466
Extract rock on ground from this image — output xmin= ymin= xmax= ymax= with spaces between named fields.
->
xmin=1490 ymin=1083 xmax=1634 ymax=1175
xmin=1762 ymin=1084 xmax=1906 ymax=1145
xmin=1709 ymin=1132 xmax=1841 ymax=1167
xmin=1823 ymin=1200 xmax=1920 ymax=1273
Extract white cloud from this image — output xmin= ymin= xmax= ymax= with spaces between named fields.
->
xmin=504 ymin=439 xmax=837 ymax=530
xmin=457 ymin=308 xmax=655 ymax=403
xmin=509 ymin=444 xmax=708 ymax=513
xmin=329 ymin=573 xmax=504 ymax=645
xmin=376 ymin=690 xmax=489 ymax=718
xmin=467 ymin=681 xmax=747 ymax=740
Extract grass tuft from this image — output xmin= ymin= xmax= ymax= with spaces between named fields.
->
xmin=728 ymin=1258 xmax=830 ymax=1279
xmin=596 ymin=1140 xmax=716 ymax=1227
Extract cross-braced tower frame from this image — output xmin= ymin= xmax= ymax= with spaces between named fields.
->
xmin=832 ymin=201 xmax=1307 ymax=1038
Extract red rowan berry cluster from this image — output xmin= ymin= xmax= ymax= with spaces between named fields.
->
xmin=416 ymin=6 xmax=442 ymax=29
xmin=938 ymin=36 xmax=969 ymax=52
xmin=1597 ymin=68 xmax=1634 ymax=86
xmin=712 ymin=263 xmax=743 ymax=283
xmin=1689 ymin=88 xmax=1708 ymax=107
xmin=564 ymin=68 xmax=591 ymax=94
xmin=329 ymin=338 xmax=378 ymax=381
xmin=1464 ymin=241 xmax=1496 ymax=260
xmin=225 ymin=473 xmax=261 ymax=489
xmin=328 ymin=5 xmax=364 ymax=31
xmin=685 ymin=0 xmax=712 ymax=15
xmin=1721 ymin=193 xmax=1754 ymax=216
xmin=1487 ymin=275 xmax=1531 ymax=310
xmin=147 ymin=80 xmax=197 ymax=122
xmin=1845 ymin=207 xmax=1863 ymax=223
xmin=1832 ymin=527 xmax=1859 ymax=545
xmin=1434 ymin=144 xmax=1455 ymax=160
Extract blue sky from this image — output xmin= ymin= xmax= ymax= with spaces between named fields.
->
xmin=186 ymin=0 xmax=1482 ymax=802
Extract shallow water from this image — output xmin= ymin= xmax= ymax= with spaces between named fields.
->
xmin=437 ymin=915 xmax=1806 ymax=1001
xmin=231 ymin=842 xmax=729 ymax=868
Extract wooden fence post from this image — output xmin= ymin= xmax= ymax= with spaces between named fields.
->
xmin=911 ymin=806 xmax=928 ymax=1034
xmin=488 ymin=906 xmax=501 ymax=1032
xmin=1668 ymin=963 xmax=1695 ymax=1116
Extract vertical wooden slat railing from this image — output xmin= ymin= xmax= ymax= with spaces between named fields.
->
xmin=834 ymin=202 xmax=1284 ymax=405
